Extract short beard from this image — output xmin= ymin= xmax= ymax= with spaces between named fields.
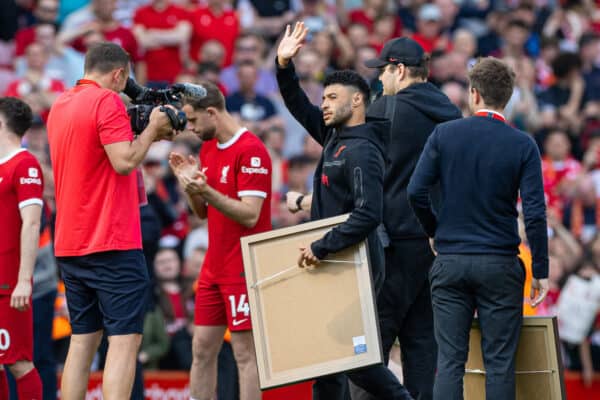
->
xmin=325 ymin=102 xmax=353 ymax=128
xmin=200 ymin=125 xmax=217 ymax=141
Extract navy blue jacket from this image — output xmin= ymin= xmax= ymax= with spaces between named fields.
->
xmin=407 ymin=114 xmax=549 ymax=279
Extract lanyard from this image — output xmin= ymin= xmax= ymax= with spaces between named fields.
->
xmin=474 ymin=110 xmax=506 ymax=123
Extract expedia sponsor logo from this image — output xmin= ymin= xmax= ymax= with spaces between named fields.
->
xmin=20 ymin=177 xmax=42 ymax=185
xmin=241 ymin=166 xmax=269 ymax=175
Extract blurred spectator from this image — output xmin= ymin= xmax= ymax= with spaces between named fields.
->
xmin=370 ymin=12 xmax=400 ymax=52
xmin=220 ymin=32 xmax=278 ymax=96
xmin=563 ymin=175 xmax=600 ymax=244
xmin=15 ymin=22 xmax=84 ymax=88
xmin=58 ymin=0 xmax=144 ymax=80
xmin=538 ymin=52 xmax=585 ymax=134
xmin=31 ymin=203 xmax=59 ymax=400
xmin=354 ymin=45 xmax=380 ymax=94
xmin=236 ymin=0 xmax=296 ymax=40
xmin=346 ymin=22 xmax=370 ymax=50
xmin=412 ymin=3 xmax=451 ymax=54
xmin=452 ymin=28 xmax=477 ymax=61
xmin=580 ymin=33 xmax=600 ymax=104
xmin=152 ymin=248 xmax=194 ymax=370
xmin=133 ymin=0 xmax=192 ymax=86
xmin=477 ymin=8 xmax=509 ymax=56
xmin=4 ymin=42 xmax=65 ymax=121
xmin=0 ymin=0 xmax=19 ymax=43
xmin=197 ymin=61 xmax=228 ymax=94
xmin=441 ymin=80 xmax=468 ymax=116
xmin=226 ymin=60 xmax=283 ymax=136
xmin=343 ymin=0 xmax=401 ymax=37
xmin=189 ymin=0 xmax=239 ymax=67
xmin=435 ymin=0 xmax=460 ymax=33
xmin=535 ymin=36 xmax=560 ymax=90
xmin=494 ymin=19 xmax=530 ymax=59
xmin=542 ymin=129 xmax=583 ymax=218
xmin=139 ymin=302 xmax=170 ymax=370
xmin=262 ymin=125 xmax=286 ymax=198
xmin=503 ymin=56 xmax=541 ymax=132
xmin=14 ymin=0 xmax=60 ymax=57
xmin=274 ymin=154 xmax=313 ymax=228
xmin=199 ymin=39 xmax=226 ymax=67
xmin=543 ymin=2 xmax=590 ymax=52
xmin=430 ymin=50 xmax=468 ymax=86
xmin=293 ymin=47 xmax=324 ymax=104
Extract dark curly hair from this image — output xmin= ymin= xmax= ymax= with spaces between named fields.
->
xmin=0 ymin=97 xmax=33 ymax=138
xmin=323 ymin=70 xmax=371 ymax=106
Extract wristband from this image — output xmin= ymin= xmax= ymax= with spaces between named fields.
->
xmin=295 ymin=194 xmax=304 ymax=211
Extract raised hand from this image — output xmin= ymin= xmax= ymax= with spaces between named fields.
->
xmin=277 ymin=22 xmax=309 ymax=67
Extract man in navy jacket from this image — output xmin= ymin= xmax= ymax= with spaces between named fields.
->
xmin=408 ymin=57 xmax=549 ymax=400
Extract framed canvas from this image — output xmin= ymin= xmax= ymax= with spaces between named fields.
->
xmin=465 ymin=316 xmax=566 ymax=400
xmin=241 ymin=214 xmax=382 ymax=390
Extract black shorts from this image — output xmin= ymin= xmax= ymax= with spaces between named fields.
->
xmin=57 ymin=250 xmax=149 ymax=336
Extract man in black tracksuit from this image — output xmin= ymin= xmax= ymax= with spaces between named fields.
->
xmin=351 ymin=38 xmax=462 ymax=400
xmin=276 ymin=22 xmax=413 ymax=400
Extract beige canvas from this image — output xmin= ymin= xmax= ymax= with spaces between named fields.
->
xmin=241 ymin=214 xmax=382 ymax=389
xmin=464 ymin=316 xmax=565 ymax=400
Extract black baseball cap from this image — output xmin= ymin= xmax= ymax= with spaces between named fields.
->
xmin=364 ymin=37 xmax=425 ymax=68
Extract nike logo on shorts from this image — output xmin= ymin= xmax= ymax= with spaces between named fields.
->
xmin=232 ymin=318 xmax=248 ymax=327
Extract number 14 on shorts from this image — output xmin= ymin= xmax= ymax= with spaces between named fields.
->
xmin=229 ymin=294 xmax=250 ymax=319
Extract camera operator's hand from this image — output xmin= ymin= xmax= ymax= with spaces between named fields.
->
xmin=277 ymin=22 xmax=309 ymax=68
xmin=148 ymin=105 xmax=178 ymax=141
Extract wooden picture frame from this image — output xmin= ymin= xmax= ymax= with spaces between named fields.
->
xmin=465 ymin=316 xmax=566 ymax=400
xmin=241 ymin=214 xmax=383 ymax=390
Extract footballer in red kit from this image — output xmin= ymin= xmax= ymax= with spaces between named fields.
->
xmin=0 ymin=97 xmax=43 ymax=400
xmin=169 ymin=81 xmax=270 ymax=400
xmin=196 ymin=127 xmax=271 ymax=331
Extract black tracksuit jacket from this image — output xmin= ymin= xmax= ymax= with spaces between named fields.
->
xmin=367 ymin=83 xmax=462 ymax=241
xmin=276 ymin=61 xmax=390 ymax=283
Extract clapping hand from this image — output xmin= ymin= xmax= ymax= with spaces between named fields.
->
xmin=277 ymin=22 xmax=309 ymax=68
xmin=168 ymin=152 xmax=207 ymax=195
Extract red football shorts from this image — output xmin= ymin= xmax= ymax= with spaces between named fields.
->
xmin=194 ymin=279 xmax=252 ymax=331
xmin=0 ymin=295 xmax=33 ymax=364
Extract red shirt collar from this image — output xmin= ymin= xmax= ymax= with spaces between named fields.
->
xmin=474 ymin=109 xmax=506 ymax=123
xmin=76 ymin=79 xmax=100 ymax=88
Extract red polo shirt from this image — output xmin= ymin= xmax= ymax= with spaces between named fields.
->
xmin=47 ymin=79 xmax=142 ymax=256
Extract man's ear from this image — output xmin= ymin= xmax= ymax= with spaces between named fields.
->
xmin=471 ymin=87 xmax=481 ymax=106
xmin=352 ymin=92 xmax=363 ymax=108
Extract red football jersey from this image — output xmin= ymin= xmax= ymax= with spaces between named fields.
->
xmin=72 ymin=26 xmax=142 ymax=63
xmin=0 ymin=149 xmax=43 ymax=295
xmin=133 ymin=4 xmax=191 ymax=83
xmin=200 ymin=129 xmax=272 ymax=284
xmin=189 ymin=6 xmax=239 ymax=66
xmin=47 ymin=80 xmax=142 ymax=256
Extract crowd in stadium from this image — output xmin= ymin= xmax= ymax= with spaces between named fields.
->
xmin=1 ymin=0 xmax=600 ymax=397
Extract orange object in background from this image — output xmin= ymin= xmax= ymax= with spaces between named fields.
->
xmin=518 ymin=244 xmax=537 ymax=316
xmin=52 ymin=281 xmax=71 ymax=340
